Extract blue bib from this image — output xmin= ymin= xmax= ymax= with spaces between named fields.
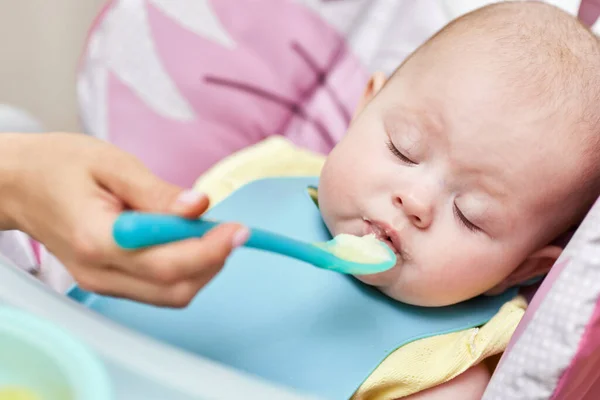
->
xmin=69 ymin=177 xmax=517 ymax=399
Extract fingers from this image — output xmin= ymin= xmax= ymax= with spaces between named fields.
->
xmin=91 ymin=149 xmax=182 ymax=212
xmin=169 ymin=190 xmax=211 ymax=218
xmin=73 ymin=208 xmax=248 ymax=284
xmin=70 ymin=223 xmax=248 ymax=307
xmin=93 ymin=148 xmax=211 ymax=218
xmin=121 ymin=223 xmax=248 ymax=283
xmin=71 ymin=145 xmax=249 ymax=305
xmin=68 ymin=223 xmax=249 ymax=307
xmin=73 ymin=265 xmax=218 ymax=308
xmin=16 ymin=133 xmax=245 ymax=307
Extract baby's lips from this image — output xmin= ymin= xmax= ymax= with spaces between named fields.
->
xmin=363 ymin=218 xmax=402 ymax=255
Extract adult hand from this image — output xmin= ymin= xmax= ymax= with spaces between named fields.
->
xmin=0 ymin=133 xmax=248 ymax=307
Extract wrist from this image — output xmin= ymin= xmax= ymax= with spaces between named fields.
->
xmin=0 ymin=133 xmax=33 ymax=231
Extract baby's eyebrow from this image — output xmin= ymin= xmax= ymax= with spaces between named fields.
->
xmin=477 ymin=177 xmax=508 ymax=200
xmin=452 ymin=156 xmax=510 ymax=199
xmin=415 ymin=108 xmax=446 ymax=137
xmin=382 ymin=107 xmax=443 ymax=148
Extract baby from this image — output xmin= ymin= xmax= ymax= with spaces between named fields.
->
xmin=320 ymin=0 xmax=600 ymax=308
xmin=328 ymin=1 xmax=600 ymax=395
xmin=195 ymin=1 xmax=600 ymax=398
xmin=3 ymin=1 xmax=596 ymax=399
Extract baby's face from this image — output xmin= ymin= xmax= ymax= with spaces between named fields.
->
xmin=318 ymin=50 xmax=580 ymax=306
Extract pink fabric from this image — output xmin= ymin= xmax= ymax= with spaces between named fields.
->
xmin=578 ymin=0 xmax=600 ymax=26
xmin=500 ymin=259 xmax=570 ymax=364
xmin=105 ymin=0 xmax=368 ymax=188
xmin=551 ymin=292 xmax=600 ymax=399
xmin=584 ymin=378 xmax=600 ymax=400
xmin=28 ymin=238 xmax=41 ymax=265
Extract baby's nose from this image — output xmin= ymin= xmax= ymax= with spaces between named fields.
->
xmin=393 ymin=191 xmax=433 ymax=229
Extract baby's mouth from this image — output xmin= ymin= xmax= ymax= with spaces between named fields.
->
xmin=356 ymin=219 xmax=402 ymax=285
xmin=363 ymin=219 xmax=401 ymax=255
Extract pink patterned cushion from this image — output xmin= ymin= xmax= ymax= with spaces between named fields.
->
xmin=78 ymin=0 xmax=369 ymax=188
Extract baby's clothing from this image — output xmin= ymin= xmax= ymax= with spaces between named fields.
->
xmin=194 ymin=136 xmax=526 ymax=399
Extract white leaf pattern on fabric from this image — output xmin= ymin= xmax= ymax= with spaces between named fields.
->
xmin=299 ymin=0 xmax=448 ymax=75
xmin=82 ymin=0 xmax=198 ymax=124
xmin=592 ymin=17 xmax=600 ymax=35
xmin=78 ymin=28 xmax=109 ymax=139
xmin=298 ymin=0 xmax=371 ymax=36
xmin=148 ymin=0 xmax=236 ymax=49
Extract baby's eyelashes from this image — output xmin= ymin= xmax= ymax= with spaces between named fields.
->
xmin=386 ymin=141 xmax=417 ymax=165
xmin=453 ymin=204 xmax=482 ymax=233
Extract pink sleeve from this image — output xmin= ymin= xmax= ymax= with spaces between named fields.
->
xmin=0 ymin=230 xmax=73 ymax=292
xmin=0 ymin=230 xmax=39 ymax=274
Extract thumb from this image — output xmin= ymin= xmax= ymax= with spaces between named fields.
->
xmin=93 ymin=151 xmax=208 ymax=216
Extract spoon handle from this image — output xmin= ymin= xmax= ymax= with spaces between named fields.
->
xmin=113 ymin=212 xmax=332 ymax=266
xmin=113 ymin=212 xmax=218 ymax=249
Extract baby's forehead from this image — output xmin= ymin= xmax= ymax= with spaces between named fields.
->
xmin=394 ymin=2 xmax=600 ymax=109
xmin=454 ymin=120 xmax=580 ymax=178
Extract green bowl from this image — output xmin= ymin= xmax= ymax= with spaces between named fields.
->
xmin=0 ymin=306 xmax=112 ymax=400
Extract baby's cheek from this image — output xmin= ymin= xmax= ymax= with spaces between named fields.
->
xmin=355 ymin=264 xmax=448 ymax=305
xmin=427 ymin=252 xmax=503 ymax=300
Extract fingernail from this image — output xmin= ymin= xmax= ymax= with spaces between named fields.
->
xmin=176 ymin=190 xmax=205 ymax=205
xmin=232 ymin=227 xmax=250 ymax=248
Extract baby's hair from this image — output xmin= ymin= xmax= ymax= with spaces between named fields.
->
xmin=392 ymin=1 xmax=600 ymax=243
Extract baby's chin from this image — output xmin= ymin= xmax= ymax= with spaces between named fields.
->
xmin=354 ymin=273 xmax=412 ymax=304
xmin=354 ymin=267 xmax=404 ymax=298
xmin=353 ymin=269 xmax=470 ymax=307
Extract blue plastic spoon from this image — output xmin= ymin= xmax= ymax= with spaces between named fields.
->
xmin=113 ymin=212 xmax=396 ymax=275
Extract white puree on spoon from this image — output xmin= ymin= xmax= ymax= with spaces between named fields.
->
xmin=328 ymin=234 xmax=391 ymax=264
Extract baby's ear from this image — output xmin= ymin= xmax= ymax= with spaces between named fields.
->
xmin=485 ymin=245 xmax=562 ymax=295
xmin=351 ymin=71 xmax=387 ymax=122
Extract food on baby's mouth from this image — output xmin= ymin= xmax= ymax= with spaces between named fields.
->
xmin=328 ymin=234 xmax=392 ymax=264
